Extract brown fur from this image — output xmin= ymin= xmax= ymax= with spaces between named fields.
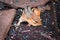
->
xmin=17 ymin=8 xmax=42 ymax=26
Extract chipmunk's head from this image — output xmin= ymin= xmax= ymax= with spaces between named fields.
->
xmin=30 ymin=8 xmax=42 ymax=26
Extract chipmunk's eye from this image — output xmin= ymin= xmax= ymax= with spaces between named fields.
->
xmin=33 ymin=20 xmax=38 ymax=24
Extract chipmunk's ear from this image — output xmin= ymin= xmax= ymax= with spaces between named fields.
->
xmin=32 ymin=8 xmax=41 ymax=16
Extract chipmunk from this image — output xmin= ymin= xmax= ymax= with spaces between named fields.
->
xmin=16 ymin=5 xmax=50 ymax=26
xmin=16 ymin=6 xmax=42 ymax=26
